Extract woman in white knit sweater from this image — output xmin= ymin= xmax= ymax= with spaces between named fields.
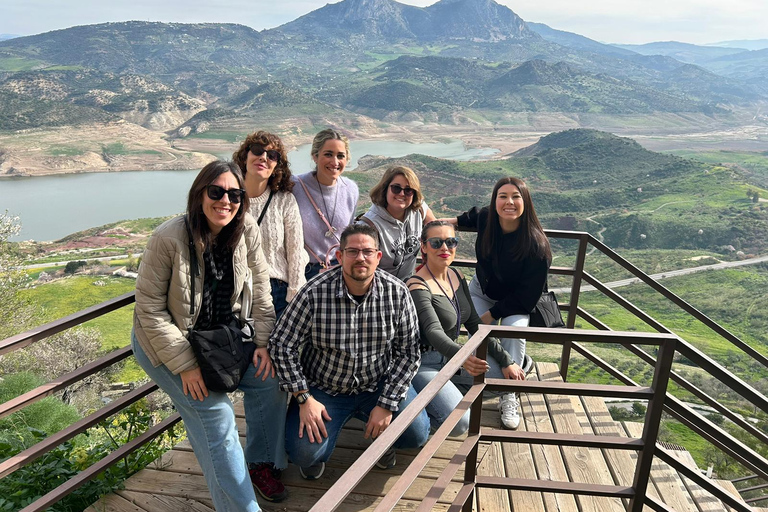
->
xmin=233 ymin=131 xmax=308 ymax=319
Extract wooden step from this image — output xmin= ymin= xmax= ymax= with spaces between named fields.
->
xmin=538 ymin=361 xmax=626 ymax=512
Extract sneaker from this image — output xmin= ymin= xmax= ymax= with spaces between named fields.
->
xmin=375 ymin=448 xmax=397 ymax=470
xmin=499 ymin=393 xmax=520 ymax=430
xmin=299 ymin=461 xmax=325 ymax=480
xmin=521 ymin=354 xmax=534 ymax=376
xmin=249 ymin=462 xmax=288 ymax=502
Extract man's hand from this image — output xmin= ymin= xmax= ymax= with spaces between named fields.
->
xmin=462 ymin=354 xmax=490 ymax=376
xmin=298 ymin=396 xmax=332 ymax=443
xmin=253 ymin=347 xmax=275 ymax=380
xmin=364 ymin=406 xmax=393 ymax=439
xmin=180 ymin=367 xmax=208 ymax=401
xmin=502 ymin=362 xmax=525 ymax=380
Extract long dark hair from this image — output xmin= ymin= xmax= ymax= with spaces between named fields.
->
xmin=480 ymin=177 xmax=551 ymax=264
xmin=186 ymin=160 xmax=249 ymax=251
xmin=232 ymin=130 xmax=294 ymax=193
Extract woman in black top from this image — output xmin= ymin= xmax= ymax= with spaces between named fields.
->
xmin=451 ymin=177 xmax=551 ymax=429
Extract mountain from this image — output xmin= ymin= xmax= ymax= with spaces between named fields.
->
xmin=277 ymin=0 xmax=538 ymax=42
xmin=707 ymin=39 xmax=768 ymax=51
xmin=612 ymin=41 xmax=746 ymax=65
xmin=0 ymin=34 xmax=18 ymax=41
xmin=528 ymin=23 xmax=635 ymax=57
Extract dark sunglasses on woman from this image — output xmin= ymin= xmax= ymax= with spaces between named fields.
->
xmin=426 ymin=237 xmax=459 ymax=249
xmin=249 ymin=143 xmax=281 ymax=163
xmin=206 ymin=185 xmax=245 ymax=204
xmin=389 ymin=184 xmax=415 ymax=197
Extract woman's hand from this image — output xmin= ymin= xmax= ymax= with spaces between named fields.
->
xmin=502 ymin=363 xmax=525 ymax=380
xmin=253 ymin=347 xmax=275 ymax=381
xmin=180 ymin=367 xmax=209 ymax=401
xmin=462 ymin=355 xmax=490 ymax=376
xmin=480 ymin=311 xmax=495 ymax=324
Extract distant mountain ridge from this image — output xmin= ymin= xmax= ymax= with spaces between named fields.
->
xmin=0 ymin=0 xmax=766 ymax=132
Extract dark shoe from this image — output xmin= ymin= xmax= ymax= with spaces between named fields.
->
xmin=521 ymin=354 xmax=534 ymax=375
xmin=249 ymin=462 xmax=288 ymax=502
xmin=375 ymin=448 xmax=397 ymax=470
xmin=299 ymin=461 xmax=325 ymax=480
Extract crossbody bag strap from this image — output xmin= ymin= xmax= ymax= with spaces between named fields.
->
xmin=298 ymin=178 xmax=337 ymax=239
xmin=184 ymin=216 xmax=198 ymax=316
xmin=256 ymin=190 xmax=275 ymax=226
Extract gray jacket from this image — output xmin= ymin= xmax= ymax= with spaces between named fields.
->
xmin=360 ymin=204 xmax=428 ymax=280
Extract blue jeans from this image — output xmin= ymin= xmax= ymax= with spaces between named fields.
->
xmin=285 ymin=382 xmax=430 ymax=468
xmin=411 ymin=350 xmax=471 ymax=436
xmin=270 ymin=279 xmax=288 ymax=320
xmin=467 ymin=276 xmax=529 ymax=378
xmin=132 ymin=332 xmax=288 ymax=512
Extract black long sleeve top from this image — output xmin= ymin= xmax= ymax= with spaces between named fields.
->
xmin=457 ymin=207 xmax=549 ymax=320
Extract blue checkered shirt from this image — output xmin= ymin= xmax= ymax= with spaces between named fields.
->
xmin=268 ymin=267 xmax=420 ymax=411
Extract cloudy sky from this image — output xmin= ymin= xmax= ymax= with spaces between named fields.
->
xmin=1 ymin=0 xmax=766 ymax=45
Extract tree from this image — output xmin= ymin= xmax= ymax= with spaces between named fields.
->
xmin=0 ymin=212 xmax=36 ymax=340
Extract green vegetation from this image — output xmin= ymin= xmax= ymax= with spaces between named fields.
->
xmin=0 ymin=57 xmax=44 ymax=71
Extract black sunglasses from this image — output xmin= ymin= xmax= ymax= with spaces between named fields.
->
xmin=389 ymin=184 xmax=415 ymax=197
xmin=426 ymin=237 xmax=459 ymax=250
xmin=206 ymin=185 xmax=245 ymax=204
xmin=248 ymin=143 xmax=281 ymax=163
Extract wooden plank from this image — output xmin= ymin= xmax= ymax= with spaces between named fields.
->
xmin=476 ymin=441 xmax=511 ymax=512
xmin=665 ymin=448 xmax=728 ymax=512
xmin=521 ymin=364 xmax=579 ymax=512
xmin=580 ymin=394 xmax=661 ymax=512
xmin=115 ymin=490 xmax=215 ymax=512
xmin=500 ymin=402 xmax=547 ymax=512
xmin=624 ymin=422 xmax=699 ymax=512
xmin=538 ymin=362 xmax=625 ymax=512
xmin=84 ymin=492 xmax=147 ymax=512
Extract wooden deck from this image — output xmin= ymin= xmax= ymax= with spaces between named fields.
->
xmin=86 ymin=363 xmax=754 ymax=512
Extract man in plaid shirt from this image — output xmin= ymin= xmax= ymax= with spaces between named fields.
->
xmin=268 ymin=223 xmax=429 ymax=479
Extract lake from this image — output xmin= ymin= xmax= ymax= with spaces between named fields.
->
xmin=0 ymin=139 xmax=498 ymax=241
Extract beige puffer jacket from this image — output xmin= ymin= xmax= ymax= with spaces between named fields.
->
xmin=133 ymin=214 xmax=275 ymax=375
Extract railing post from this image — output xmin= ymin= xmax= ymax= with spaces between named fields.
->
xmin=560 ymin=233 xmax=589 ymax=380
xmin=629 ymin=337 xmax=677 ymax=512
xmin=462 ymin=329 xmax=489 ymax=512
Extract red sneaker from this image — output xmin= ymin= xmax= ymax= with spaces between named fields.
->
xmin=249 ymin=462 xmax=288 ymax=502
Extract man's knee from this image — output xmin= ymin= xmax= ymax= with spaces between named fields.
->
xmin=395 ymin=410 xmax=430 ymax=449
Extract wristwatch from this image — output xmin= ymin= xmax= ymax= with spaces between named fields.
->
xmin=296 ymin=392 xmax=312 ymax=405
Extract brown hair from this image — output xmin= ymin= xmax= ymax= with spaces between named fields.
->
xmin=416 ymin=220 xmax=456 ymax=271
xmin=232 ymin=130 xmax=293 ymax=193
xmin=480 ymin=177 xmax=551 ymax=264
xmin=369 ymin=166 xmax=424 ymax=212
xmin=186 ymin=160 xmax=249 ymax=251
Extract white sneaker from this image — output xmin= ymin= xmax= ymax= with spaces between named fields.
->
xmin=499 ymin=393 xmax=520 ymax=430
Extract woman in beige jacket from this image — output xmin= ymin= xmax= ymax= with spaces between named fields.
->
xmin=131 ymin=160 xmax=288 ymax=510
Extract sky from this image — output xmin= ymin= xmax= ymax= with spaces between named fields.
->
xmin=1 ymin=0 xmax=766 ymax=46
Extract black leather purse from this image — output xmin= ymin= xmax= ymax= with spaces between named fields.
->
xmin=529 ymin=288 xmax=566 ymax=328
xmin=184 ymin=217 xmax=255 ymax=392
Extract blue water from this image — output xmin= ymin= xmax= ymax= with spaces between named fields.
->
xmin=0 ymin=139 xmax=498 ymax=241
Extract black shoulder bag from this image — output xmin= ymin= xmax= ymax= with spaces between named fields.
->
xmin=184 ymin=217 xmax=255 ymax=392
xmin=529 ymin=285 xmax=566 ymax=329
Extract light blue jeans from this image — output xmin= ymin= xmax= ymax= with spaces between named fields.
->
xmin=467 ymin=276 xmax=529 ymax=377
xmin=412 ymin=350 xmax=471 ymax=436
xmin=132 ymin=331 xmax=288 ymax=512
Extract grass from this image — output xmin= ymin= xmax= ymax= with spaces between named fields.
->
xmin=18 ymin=276 xmax=140 ymax=381
xmin=0 ymin=57 xmax=44 ymax=71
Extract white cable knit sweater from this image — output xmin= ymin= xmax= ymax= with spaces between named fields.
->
xmin=249 ymin=190 xmax=309 ymax=301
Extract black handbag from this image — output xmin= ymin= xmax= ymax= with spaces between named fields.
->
xmin=184 ymin=217 xmax=255 ymax=392
xmin=529 ymin=290 xmax=566 ymax=328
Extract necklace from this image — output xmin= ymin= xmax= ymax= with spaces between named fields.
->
xmin=316 ymin=174 xmax=339 ymax=238
xmin=426 ymin=265 xmax=461 ymax=338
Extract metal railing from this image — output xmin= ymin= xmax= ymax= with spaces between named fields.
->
xmin=1 ymin=229 xmax=766 ymax=511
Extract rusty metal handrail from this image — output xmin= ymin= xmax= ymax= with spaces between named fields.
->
xmin=315 ymin=324 xmax=677 ymax=512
